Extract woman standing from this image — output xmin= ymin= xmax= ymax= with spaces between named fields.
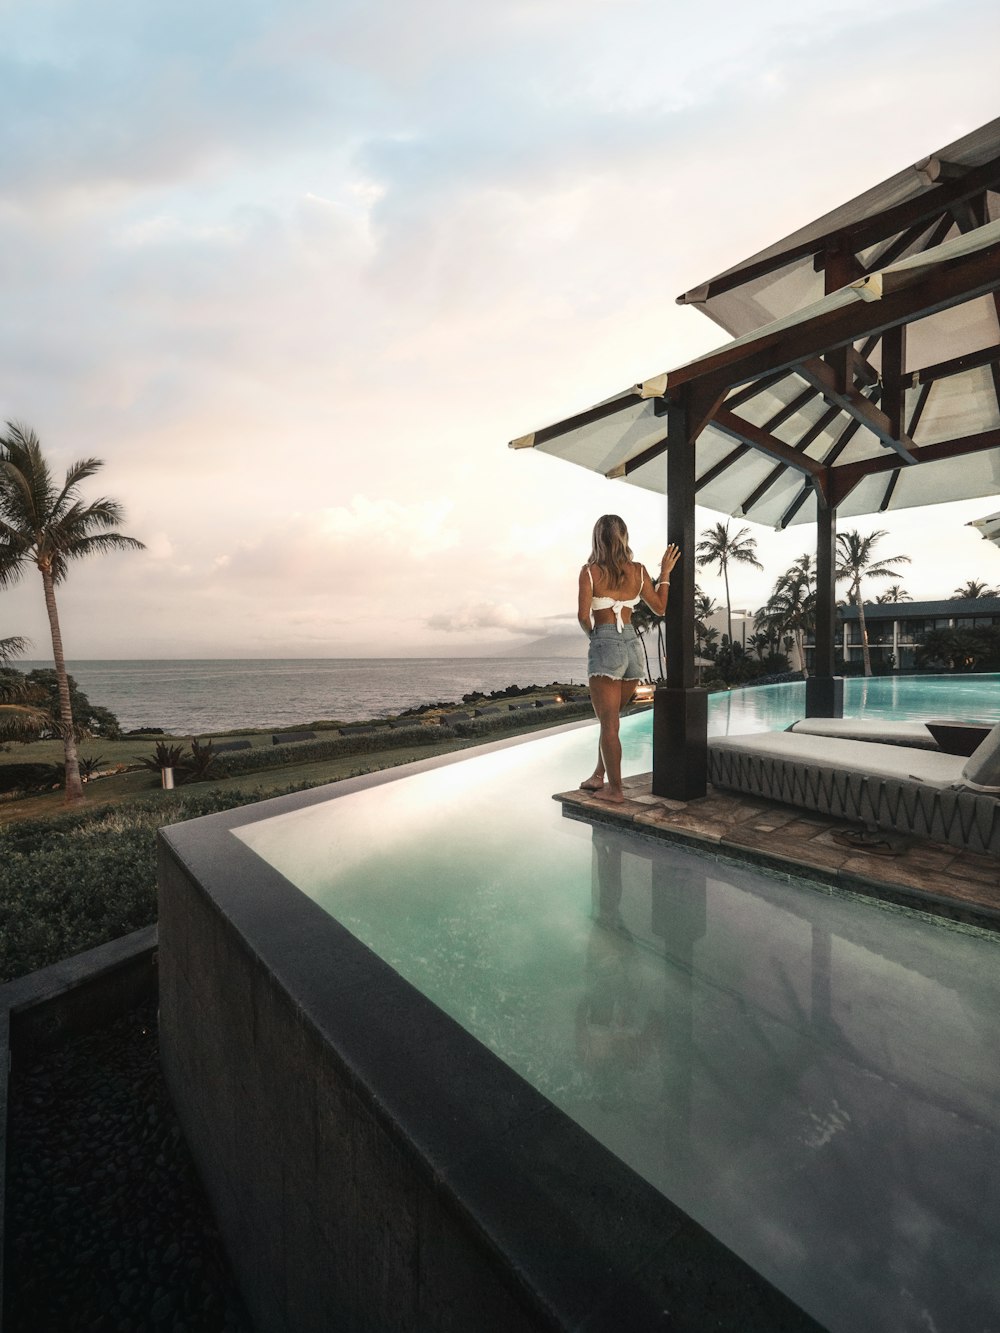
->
xmin=577 ymin=514 xmax=680 ymax=803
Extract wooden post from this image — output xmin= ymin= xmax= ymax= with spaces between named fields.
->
xmin=805 ymin=497 xmax=844 ymax=717
xmin=653 ymin=391 xmax=708 ymax=798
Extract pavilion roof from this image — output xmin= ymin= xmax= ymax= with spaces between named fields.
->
xmin=511 ymin=121 xmax=1000 ymax=529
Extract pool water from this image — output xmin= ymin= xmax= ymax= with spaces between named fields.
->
xmin=710 ymin=671 xmax=1000 ymax=735
xmin=235 ymin=689 xmax=1000 ymax=1332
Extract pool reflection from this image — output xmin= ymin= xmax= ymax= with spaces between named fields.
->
xmin=581 ymin=824 xmax=1000 ymax=1333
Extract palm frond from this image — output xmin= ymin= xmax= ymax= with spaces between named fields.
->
xmin=53 ymin=457 xmax=105 ymax=510
xmin=0 ymin=635 xmax=30 ymax=664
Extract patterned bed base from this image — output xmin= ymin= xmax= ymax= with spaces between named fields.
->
xmin=708 ymin=745 xmax=1000 ymax=857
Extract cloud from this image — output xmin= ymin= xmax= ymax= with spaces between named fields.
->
xmin=197 ymin=496 xmax=460 ymax=611
xmin=427 ymin=601 xmax=548 ymax=637
xmin=2 ymin=0 xmax=999 ymax=661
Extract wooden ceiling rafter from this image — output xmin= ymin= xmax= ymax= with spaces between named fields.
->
xmin=862 ymin=210 xmax=954 ymax=274
xmin=672 ymin=239 xmax=1000 ymax=403
xmin=946 ymin=195 xmax=1000 ymax=417
xmin=827 ymin=427 xmax=1000 ymax=509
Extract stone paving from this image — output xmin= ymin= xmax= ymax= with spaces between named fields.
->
xmin=555 ymin=774 xmax=1000 ymax=933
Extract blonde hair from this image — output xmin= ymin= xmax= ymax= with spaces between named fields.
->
xmin=588 ymin=514 xmax=633 ymax=586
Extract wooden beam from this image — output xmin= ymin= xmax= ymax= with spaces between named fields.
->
xmin=944 ymin=194 xmax=1000 ymax=418
xmin=778 ymin=483 xmax=812 ymax=529
xmin=907 ymin=381 xmax=933 ymax=437
xmin=711 ymin=407 xmax=826 ymax=477
xmin=724 ymin=368 xmax=790 ymax=410
xmin=880 ymin=324 xmax=907 ymax=442
xmin=619 ymin=383 xmax=725 ymax=479
xmin=828 ymin=427 xmax=1000 ymax=507
xmin=673 ymin=238 xmax=1000 ymax=401
xmin=848 ymin=348 xmax=880 ymax=388
xmin=864 ymin=210 xmax=954 ymax=273
xmin=910 ymin=341 xmax=1000 ymax=385
xmin=796 ymin=356 xmax=917 ymax=462
xmin=818 ymin=244 xmax=866 ymax=289
xmin=515 ymin=390 xmax=642 ymax=448
xmin=737 ymin=402 xmax=843 ymax=514
xmin=878 ymin=469 xmax=901 ymax=512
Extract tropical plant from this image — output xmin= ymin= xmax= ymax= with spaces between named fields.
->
xmin=0 ymin=634 xmax=29 ymax=664
xmin=630 ymin=599 xmax=665 ymax=681
xmin=139 ymin=741 xmax=188 ymax=774
xmin=916 ymin=625 xmax=1000 ymax=672
xmin=19 ymin=667 xmax=122 ymax=740
xmin=835 ymin=529 xmax=910 ymax=677
xmin=694 ymin=587 xmax=720 ymax=661
xmin=0 ymin=673 xmax=49 ymax=743
xmin=695 ymin=521 xmax=763 ymax=646
xmin=78 ymin=754 xmax=106 ymax=782
xmin=951 ymin=579 xmax=999 ymax=599
xmin=0 ymin=637 xmax=48 ymax=743
xmin=876 ymin=584 xmax=912 ymax=603
xmin=183 ymin=738 xmax=220 ymax=783
xmin=757 ymin=553 xmax=815 ymax=677
xmin=0 ymin=422 xmax=145 ymax=803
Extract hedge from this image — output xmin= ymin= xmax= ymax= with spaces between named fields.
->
xmin=214 ymin=724 xmax=444 ymax=777
xmin=450 ymin=701 xmax=592 ymax=737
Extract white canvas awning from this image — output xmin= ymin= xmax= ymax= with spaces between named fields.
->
xmin=969 ymin=509 xmax=1000 ymax=546
xmin=511 ymin=216 xmax=1000 ymax=527
xmin=678 ymin=117 xmax=1000 ymax=338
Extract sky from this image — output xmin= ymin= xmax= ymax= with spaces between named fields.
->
xmin=2 ymin=0 xmax=1000 ymax=660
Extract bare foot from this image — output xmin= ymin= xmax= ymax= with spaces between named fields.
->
xmin=579 ymin=777 xmax=606 ymax=792
xmin=593 ymin=788 xmax=626 ymax=804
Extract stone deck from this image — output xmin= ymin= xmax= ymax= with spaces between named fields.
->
xmin=555 ymin=775 xmax=1000 ymax=934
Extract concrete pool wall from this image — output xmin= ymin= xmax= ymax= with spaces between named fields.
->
xmin=157 ymin=733 xmax=819 ymax=1333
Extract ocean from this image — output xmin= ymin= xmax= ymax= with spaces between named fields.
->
xmin=16 ymin=658 xmax=587 ymax=736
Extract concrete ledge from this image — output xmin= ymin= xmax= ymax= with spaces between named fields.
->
xmin=0 ymin=926 xmax=158 ymax=1332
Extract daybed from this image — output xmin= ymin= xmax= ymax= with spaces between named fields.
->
xmin=787 ymin=717 xmax=992 ymax=755
xmin=708 ymin=721 xmax=1000 ymax=857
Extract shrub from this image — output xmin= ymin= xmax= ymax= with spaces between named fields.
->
xmin=214 ymin=725 xmax=444 ymax=776
xmin=0 ymin=763 xmax=66 ymax=795
xmin=450 ymin=701 xmax=592 ymax=738
xmin=0 ymin=782 xmax=364 ymax=982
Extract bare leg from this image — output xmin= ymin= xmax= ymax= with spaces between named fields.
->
xmin=580 ymin=680 xmax=637 ymax=792
xmin=584 ymin=682 xmax=637 ymax=783
xmin=586 ymin=677 xmax=638 ymax=803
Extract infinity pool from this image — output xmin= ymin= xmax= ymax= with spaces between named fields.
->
xmin=235 ymin=699 xmax=1000 ymax=1333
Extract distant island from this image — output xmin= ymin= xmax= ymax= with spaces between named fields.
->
xmin=496 ymin=633 xmax=583 ymax=659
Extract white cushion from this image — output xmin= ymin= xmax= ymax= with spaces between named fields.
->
xmin=960 ymin=722 xmax=1000 ymax=793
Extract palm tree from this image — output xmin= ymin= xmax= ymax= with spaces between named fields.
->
xmin=835 ymin=529 xmax=910 ymax=677
xmin=876 ymin=584 xmax=911 ymax=604
xmin=0 ymin=423 xmax=145 ymax=803
xmin=695 ymin=520 xmax=763 ymax=645
xmin=951 ymin=579 xmax=999 ymax=599
xmin=757 ymin=554 xmax=815 ymax=676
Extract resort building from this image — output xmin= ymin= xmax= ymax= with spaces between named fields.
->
xmin=829 ymin=595 xmax=1000 ymax=671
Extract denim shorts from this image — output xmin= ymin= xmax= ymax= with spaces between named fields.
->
xmin=587 ymin=622 xmax=646 ymax=681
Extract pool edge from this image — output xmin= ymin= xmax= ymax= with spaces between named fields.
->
xmin=157 ymin=729 xmax=823 ymax=1332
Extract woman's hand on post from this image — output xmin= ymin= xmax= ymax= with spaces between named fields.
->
xmin=659 ymin=543 xmax=681 ymax=581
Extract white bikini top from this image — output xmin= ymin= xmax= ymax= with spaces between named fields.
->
xmin=587 ymin=564 xmax=644 ymax=632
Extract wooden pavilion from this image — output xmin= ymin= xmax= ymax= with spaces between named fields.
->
xmin=511 ymin=117 xmax=1000 ymax=800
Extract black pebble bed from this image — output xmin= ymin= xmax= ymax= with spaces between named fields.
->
xmin=5 ymin=999 xmax=253 ymax=1331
